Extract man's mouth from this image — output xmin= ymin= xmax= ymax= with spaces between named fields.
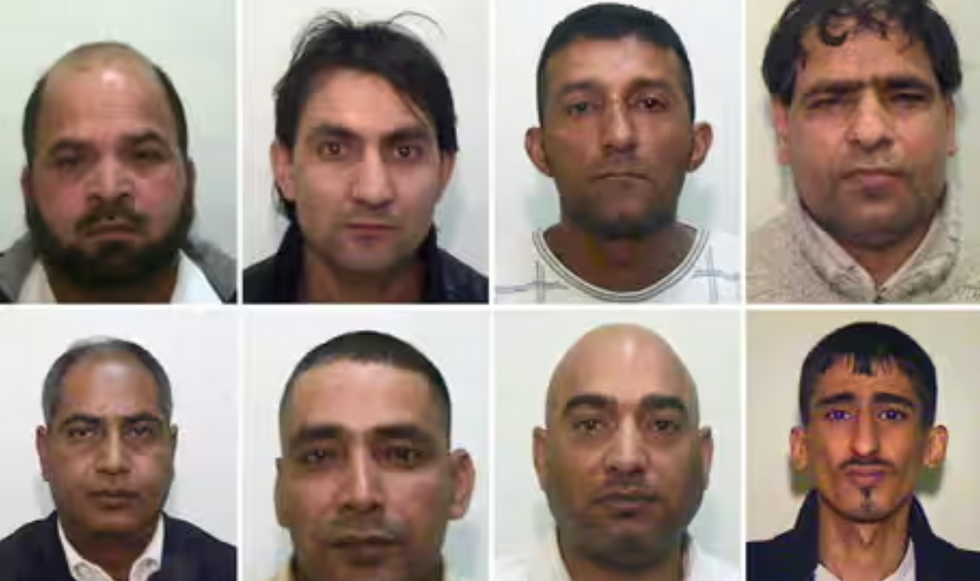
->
xmin=846 ymin=468 xmax=888 ymax=488
xmin=89 ymin=490 xmax=139 ymax=507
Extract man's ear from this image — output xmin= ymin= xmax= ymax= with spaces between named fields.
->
xmin=21 ymin=166 xmax=33 ymax=202
xmin=790 ymin=426 xmax=809 ymax=472
xmin=532 ymin=426 xmax=550 ymax=491
xmin=944 ymin=97 xmax=958 ymax=157
xmin=183 ymin=159 xmax=197 ymax=206
xmin=448 ymin=449 xmax=475 ymax=520
xmin=270 ymin=141 xmax=297 ymax=203
xmin=274 ymin=457 xmax=288 ymax=528
xmin=687 ymin=122 xmax=714 ymax=172
xmin=924 ymin=425 xmax=948 ymax=469
xmin=36 ymin=426 xmax=51 ymax=482
xmin=698 ymin=426 xmax=715 ymax=490
xmin=525 ymin=127 xmax=553 ymax=177
xmin=771 ymin=97 xmax=792 ymax=166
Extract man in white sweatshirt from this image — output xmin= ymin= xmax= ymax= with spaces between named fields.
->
xmin=496 ymin=324 xmax=738 ymax=581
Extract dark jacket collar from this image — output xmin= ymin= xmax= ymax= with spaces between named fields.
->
xmin=248 ymin=223 xmax=486 ymax=303
xmin=768 ymin=490 xmax=971 ymax=581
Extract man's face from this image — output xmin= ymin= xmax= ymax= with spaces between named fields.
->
xmin=791 ymin=359 xmax=946 ymax=523
xmin=24 ymin=59 xmax=195 ymax=287
xmin=534 ymin=343 xmax=712 ymax=571
xmin=273 ymin=70 xmax=455 ymax=275
xmin=772 ymin=23 xmax=956 ymax=250
xmin=527 ymin=36 xmax=711 ymax=240
xmin=37 ymin=353 xmax=176 ymax=537
xmin=275 ymin=361 xmax=473 ymax=581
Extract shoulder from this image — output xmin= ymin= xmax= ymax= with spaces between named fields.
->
xmin=746 ymin=211 xmax=811 ymax=303
xmin=163 ymin=515 xmax=236 ymax=575
xmin=437 ymin=249 xmax=489 ymax=303
xmin=494 ymin=553 xmax=531 ymax=581
xmin=746 ymin=530 xmax=803 ymax=581
xmin=243 ymin=254 xmax=280 ymax=303
xmin=690 ymin=545 xmax=739 ymax=581
xmin=0 ymin=516 xmax=58 ymax=571
xmin=183 ymin=238 xmax=237 ymax=302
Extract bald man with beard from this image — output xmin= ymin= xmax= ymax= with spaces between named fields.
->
xmin=497 ymin=324 xmax=737 ymax=581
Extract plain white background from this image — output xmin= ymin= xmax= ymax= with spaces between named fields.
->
xmin=494 ymin=0 xmax=743 ymax=268
xmin=747 ymin=310 xmax=980 ymax=550
xmin=0 ymin=0 xmax=237 ymax=257
xmin=243 ymin=309 xmax=489 ymax=581
xmin=0 ymin=309 xmax=238 ymax=545
xmin=746 ymin=0 xmax=980 ymax=230
xmin=494 ymin=309 xmax=742 ymax=567
xmin=243 ymin=0 xmax=489 ymax=274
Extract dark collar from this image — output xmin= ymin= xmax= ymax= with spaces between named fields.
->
xmin=269 ymin=223 xmax=447 ymax=303
xmin=785 ymin=490 xmax=955 ymax=580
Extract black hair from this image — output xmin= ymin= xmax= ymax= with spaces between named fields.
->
xmin=273 ymin=12 xmax=458 ymax=223
xmin=22 ymin=42 xmax=189 ymax=168
xmin=798 ymin=321 xmax=937 ymax=428
xmin=535 ymin=2 xmax=696 ymax=123
xmin=43 ymin=337 xmax=173 ymax=425
xmin=763 ymin=0 xmax=961 ymax=104
xmin=279 ymin=330 xmax=452 ymax=439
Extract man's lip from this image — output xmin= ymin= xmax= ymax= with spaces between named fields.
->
xmin=85 ymin=223 xmax=140 ymax=235
xmin=90 ymin=489 xmax=139 ymax=497
xmin=346 ymin=223 xmax=396 ymax=231
xmin=596 ymin=492 xmax=658 ymax=506
xmin=331 ymin=535 xmax=399 ymax=548
xmin=843 ymin=167 xmax=902 ymax=179
xmin=846 ymin=468 xmax=888 ymax=486
xmin=595 ymin=171 xmax=648 ymax=181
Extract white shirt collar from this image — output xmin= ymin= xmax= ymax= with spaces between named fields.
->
xmin=57 ymin=517 xmax=165 ymax=581
xmin=816 ymin=540 xmax=916 ymax=581
xmin=270 ymin=558 xmax=463 ymax=581
xmin=18 ymin=251 xmax=220 ymax=303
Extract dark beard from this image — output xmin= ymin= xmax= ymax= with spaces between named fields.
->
xmin=563 ymin=197 xmax=678 ymax=241
xmin=26 ymin=196 xmax=194 ymax=290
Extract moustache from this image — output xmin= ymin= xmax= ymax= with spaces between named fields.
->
xmin=839 ymin=456 xmax=895 ymax=471
xmin=315 ymin=518 xmax=406 ymax=547
xmin=76 ymin=202 xmax=147 ymax=234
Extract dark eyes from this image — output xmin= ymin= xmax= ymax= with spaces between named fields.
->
xmin=572 ymin=418 xmax=604 ymax=434
xmin=824 ymin=409 xmax=909 ymax=422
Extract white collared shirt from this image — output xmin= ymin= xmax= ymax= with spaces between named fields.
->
xmin=816 ymin=540 xmax=916 ymax=581
xmin=18 ymin=251 xmax=221 ymax=303
xmin=58 ymin=518 xmax=165 ymax=581
xmin=496 ymin=528 xmax=739 ymax=581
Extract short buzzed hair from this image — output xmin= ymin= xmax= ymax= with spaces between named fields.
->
xmin=42 ymin=336 xmax=174 ymax=425
xmin=278 ymin=330 xmax=452 ymax=439
xmin=22 ymin=41 xmax=190 ymax=168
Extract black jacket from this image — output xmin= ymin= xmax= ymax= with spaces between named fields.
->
xmin=243 ymin=224 xmax=488 ymax=303
xmin=747 ymin=491 xmax=980 ymax=580
xmin=0 ymin=512 xmax=236 ymax=581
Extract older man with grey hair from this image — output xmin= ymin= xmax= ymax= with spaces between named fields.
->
xmin=0 ymin=336 xmax=235 ymax=581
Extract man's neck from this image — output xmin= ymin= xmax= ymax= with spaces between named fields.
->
xmin=818 ymin=499 xmax=912 ymax=581
xmin=558 ymin=531 xmax=687 ymax=581
xmin=301 ymin=249 xmax=424 ymax=303
xmin=544 ymin=220 xmax=696 ymax=293
xmin=835 ymin=221 xmax=932 ymax=286
xmin=61 ymin=518 xmax=157 ymax=581
xmin=292 ymin=555 xmax=445 ymax=581
xmin=45 ymin=261 xmax=179 ymax=303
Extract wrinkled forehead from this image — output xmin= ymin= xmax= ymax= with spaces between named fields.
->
xmin=281 ymin=360 xmax=445 ymax=441
xmin=37 ymin=56 xmax=179 ymax=146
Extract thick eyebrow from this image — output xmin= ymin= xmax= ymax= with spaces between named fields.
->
xmin=123 ymin=130 xmax=171 ymax=150
xmin=880 ymin=76 xmax=936 ymax=95
xmin=639 ymin=394 xmax=689 ymax=418
xmin=288 ymin=423 xmax=345 ymax=450
xmin=305 ymin=123 xmax=359 ymax=146
xmin=799 ymin=79 xmax=865 ymax=102
xmin=872 ymin=392 xmax=917 ymax=410
xmin=553 ymin=80 xmax=603 ymax=101
xmin=385 ymin=126 xmax=433 ymax=145
xmin=45 ymin=139 xmax=90 ymax=159
xmin=58 ymin=413 xmax=102 ymax=430
xmin=562 ymin=393 xmax=616 ymax=417
xmin=121 ymin=413 xmax=166 ymax=426
xmin=815 ymin=392 xmax=857 ymax=408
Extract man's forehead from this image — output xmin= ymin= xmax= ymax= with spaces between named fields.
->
xmin=300 ymin=69 xmax=437 ymax=140
xmin=37 ymin=59 xmax=177 ymax=143
xmin=814 ymin=357 xmax=919 ymax=399
xmin=546 ymin=35 xmax=683 ymax=91
xmin=56 ymin=354 xmax=161 ymax=416
xmin=285 ymin=360 xmax=442 ymax=432
xmin=795 ymin=24 xmax=936 ymax=89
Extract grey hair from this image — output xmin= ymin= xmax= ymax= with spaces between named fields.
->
xmin=42 ymin=336 xmax=173 ymax=425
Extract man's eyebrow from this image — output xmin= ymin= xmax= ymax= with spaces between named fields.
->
xmin=120 ymin=412 xmax=165 ymax=425
xmin=305 ymin=123 xmax=360 ymax=144
xmin=561 ymin=393 xmax=616 ymax=417
xmin=815 ymin=392 xmax=857 ymax=408
xmin=553 ymin=80 xmax=602 ymax=101
xmin=123 ymin=130 xmax=170 ymax=148
xmin=287 ymin=423 xmax=345 ymax=450
xmin=872 ymin=392 xmax=917 ymax=409
xmin=45 ymin=139 xmax=89 ymax=158
xmin=384 ymin=126 xmax=433 ymax=144
xmin=639 ymin=394 xmax=689 ymax=418
xmin=879 ymin=75 xmax=936 ymax=94
xmin=58 ymin=413 xmax=102 ymax=429
xmin=627 ymin=78 xmax=678 ymax=96
xmin=372 ymin=423 xmax=436 ymax=443
xmin=799 ymin=79 xmax=865 ymax=102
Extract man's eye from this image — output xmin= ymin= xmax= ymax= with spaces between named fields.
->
xmin=301 ymin=448 xmax=339 ymax=466
xmin=381 ymin=445 xmax=425 ymax=468
xmin=127 ymin=424 xmax=157 ymax=439
xmin=572 ymin=418 xmax=605 ymax=435
xmin=393 ymin=145 xmax=421 ymax=160
xmin=54 ymin=156 xmax=82 ymax=170
xmin=134 ymin=148 xmax=166 ymax=163
xmin=878 ymin=408 xmax=908 ymax=421
xmin=319 ymin=142 xmax=344 ymax=157
xmin=636 ymin=96 xmax=666 ymax=111
xmin=892 ymin=92 xmax=926 ymax=106
xmin=566 ymin=101 xmax=595 ymax=116
xmin=825 ymin=409 xmax=853 ymax=422
xmin=809 ymin=96 xmax=845 ymax=110
xmin=67 ymin=427 xmax=96 ymax=439
xmin=651 ymin=419 xmax=680 ymax=433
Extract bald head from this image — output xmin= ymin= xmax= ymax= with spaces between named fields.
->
xmin=545 ymin=323 xmax=700 ymax=427
xmin=22 ymin=42 xmax=189 ymax=167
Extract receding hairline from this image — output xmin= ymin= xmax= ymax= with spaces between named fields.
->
xmin=544 ymin=324 xmax=700 ymax=425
